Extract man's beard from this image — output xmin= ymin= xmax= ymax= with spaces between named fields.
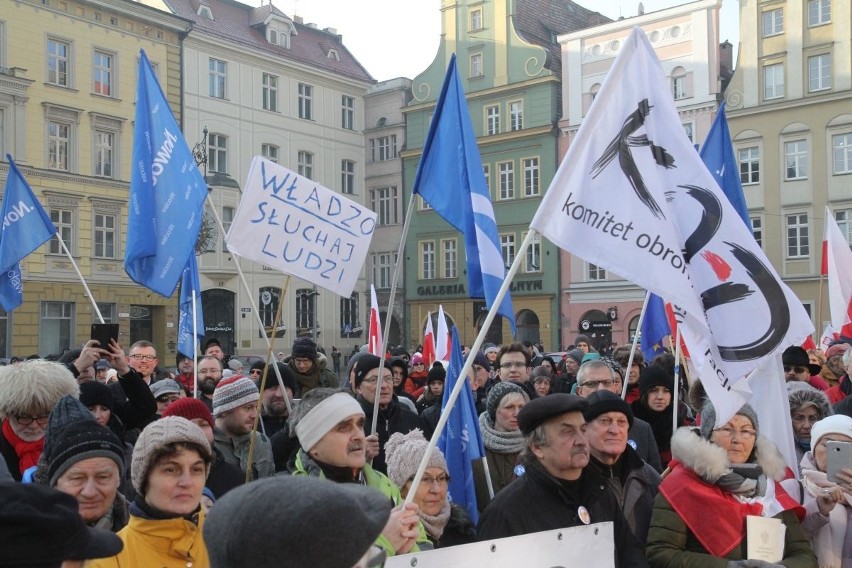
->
xmin=200 ymin=379 xmax=217 ymax=395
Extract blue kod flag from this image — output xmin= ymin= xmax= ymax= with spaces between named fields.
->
xmin=438 ymin=326 xmax=486 ymax=524
xmin=125 ymin=50 xmax=207 ymax=297
xmin=0 ymin=156 xmax=57 ymax=311
xmin=412 ymin=54 xmax=515 ymax=334
xmin=641 ymin=293 xmax=671 ymax=363
xmin=699 ymin=102 xmax=750 ymax=227
xmin=177 ymin=254 xmax=204 ymax=357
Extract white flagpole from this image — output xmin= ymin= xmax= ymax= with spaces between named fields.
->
xmin=405 ymin=229 xmax=536 ymax=507
xmin=205 ymin=195 xmax=291 ymax=414
xmin=56 ymin=235 xmax=103 ymax=323
xmin=621 ymin=290 xmax=650 ymax=399
xmin=370 ymin=193 xmax=416 ymax=438
xmin=672 ymin=324 xmax=682 ymax=435
xmin=192 ymin=287 xmax=198 ymax=397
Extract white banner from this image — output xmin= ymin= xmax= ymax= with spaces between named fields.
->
xmin=386 ymin=523 xmax=614 ymax=568
xmin=227 ymin=157 xmax=376 ymax=297
xmin=530 ymin=27 xmax=813 ymax=424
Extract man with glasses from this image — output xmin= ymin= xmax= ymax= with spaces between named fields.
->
xmin=355 ymin=355 xmax=422 ymax=474
xmin=496 ymin=343 xmax=536 ymax=400
xmin=196 ymin=356 xmax=224 ymax=412
xmin=106 ymin=340 xmax=158 ymax=431
xmin=287 ymin=337 xmax=337 ymax=396
xmin=783 ymin=345 xmax=829 ymax=391
xmin=575 ymin=359 xmax=662 ymax=472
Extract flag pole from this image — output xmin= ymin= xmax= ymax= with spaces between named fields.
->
xmin=481 ymin=456 xmax=495 ymax=499
xmin=404 ymin=229 xmax=536 ymax=507
xmin=205 ymin=195 xmax=291 ymax=412
xmin=56 ymin=236 xmax=104 ymax=323
xmin=370 ymin=192 xmax=417 ymax=437
xmin=192 ymin=288 xmax=198 ymax=396
xmin=672 ymin=324 xmax=682 ymax=435
xmin=621 ymin=290 xmax=650 ymax=399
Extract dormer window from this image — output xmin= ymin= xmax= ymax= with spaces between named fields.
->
xmin=268 ymin=28 xmax=278 ymax=44
xmin=327 ymin=49 xmax=339 ymax=61
xmin=198 ymin=5 xmax=213 ymax=20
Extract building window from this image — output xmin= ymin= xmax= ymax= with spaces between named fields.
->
xmin=808 ymin=54 xmax=831 ymax=92
xmin=49 ymin=209 xmax=73 ymax=254
xmin=419 ymin=195 xmax=432 ymax=211
xmin=500 ymin=233 xmax=515 ymax=268
xmin=375 ymin=135 xmax=397 ymax=161
xmin=739 ymin=146 xmax=760 ymax=184
xmin=808 ymin=0 xmax=830 ymax=26
xmin=833 ymin=133 xmax=852 ymax=174
xmin=341 ymin=160 xmax=355 ymax=194
xmin=295 ymin=288 xmax=316 ymax=332
xmin=751 ymin=216 xmax=763 ymax=248
xmin=523 ymin=157 xmax=539 ymax=196
xmin=221 ymin=206 xmax=234 ymax=251
xmin=421 ymin=241 xmax=435 ymax=280
xmin=92 ymin=50 xmax=114 ymax=96
xmin=764 ymin=64 xmax=784 ymax=100
xmin=786 ymin=213 xmax=809 ymax=258
xmin=498 ymin=161 xmax=514 ymax=200
xmin=470 ymin=53 xmax=483 ymax=78
xmin=373 ymin=253 xmax=393 ymax=289
xmin=486 ymin=105 xmax=500 ymax=136
xmin=298 ymin=83 xmax=313 ymax=120
xmin=835 ymin=210 xmax=852 ymax=245
xmin=525 ymin=232 xmax=541 ymax=273
xmin=93 ymin=130 xmax=114 ymax=178
xmin=682 ymin=123 xmax=694 ymax=143
xmin=47 ymin=38 xmax=71 ymax=87
xmin=483 ymin=164 xmax=490 ymax=192
xmin=784 ymin=140 xmax=808 ymax=180
xmin=93 ymin=213 xmax=116 ymax=259
xmin=47 ymin=120 xmax=70 ymax=171
xmin=470 ymin=8 xmax=483 ymax=31
xmin=259 ymin=287 xmax=281 ymax=331
xmin=341 ymin=95 xmax=355 ymax=130
xmin=208 ymin=133 xmax=227 ymax=174
xmin=509 ymin=101 xmax=523 ymax=131
xmin=672 ymin=73 xmax=686 ymax=100
xmin=442 ymin=239 xmax=457 ymax=279
xmin=209 ymin=58 xmax=226 ymax=99
xmin=762 ymin=8 xmax=783 ymax=36
xmin=261 ymin=143 xmax=279 ymax=163
xmin=340 ymin=293 xmax=359 ymax=334
xmin=297 ymin=151 xmax=313 ymax=180
xmin=96 ymin=303 xmax=116 ymax=324
xmin=262 ymin=73 xmax=278 ymax=112
xmin=370 ymin=187 xmax=398 ymax=226
xmin=588 ymin=263 xmax=607 ymax=281
xmin=40 ymin=301 xmax=75 ymax=356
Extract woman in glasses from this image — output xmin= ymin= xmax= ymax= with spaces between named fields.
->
xmin=646 ymin=401 xmax=816 ymax=566
xmin=630 ymin=365 xmax=691 ymax=469
xmin=386 ymin=430 xmax=476 ymax=549
xmin=0 ymin=360 xmax=78 ymax=481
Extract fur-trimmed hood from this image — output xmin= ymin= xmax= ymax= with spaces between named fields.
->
xmin=0 ymin=360 xmax=78 ymax=417
xmin=787 ymin=382 xmax=833 ymax=420
xmin=670 ymin=427 xmax=788 ymax=484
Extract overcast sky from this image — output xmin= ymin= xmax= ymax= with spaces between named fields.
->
xmin=249 ymin=0 xmax=739 ymax=82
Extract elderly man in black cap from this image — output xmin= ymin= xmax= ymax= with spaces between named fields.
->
xmin=583 ymin=390 xmax=660 ymax=544
xmin=477 ymin=393 xmax=648 ymax=568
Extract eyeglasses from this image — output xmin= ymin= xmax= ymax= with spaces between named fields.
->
xmin=129 ymin=354 xmax=157 ymax=362
xmin=14 ymin=414 xmax=50 ymax=426
xmin=713 ymin=427 xmax=756 ymax=441
xmin=156 ymin=394 xmax=181 ymax=404
xmin=418 ymin=474 xmax=451 ymax=487
xmin=783 ymin=365 xmax=809 ymax=374
xmin=500 ymin=362 xmax=527 ymax=370
xmin=579 ymin=379 xmax=618 ymax=389
xmin=360 ymin=375 xmax=394 ymax=385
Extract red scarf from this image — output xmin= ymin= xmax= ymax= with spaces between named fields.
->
xmin=2 ymin=418 xmax=44 ymax=474
xmin=660 ymin=460 xmax=803 ymax=557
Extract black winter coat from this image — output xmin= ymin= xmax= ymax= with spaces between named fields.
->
xmin=357 ymin=395 xmax=422 ymax=474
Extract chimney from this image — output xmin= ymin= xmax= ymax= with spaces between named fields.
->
xmin=293 ymin=15 xmax=303 ymax=24
xmin=324 ymin=27 xmax=337 ymax=35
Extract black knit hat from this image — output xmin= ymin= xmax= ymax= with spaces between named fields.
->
xmin=353 ymin=355 xmax=391 ymax=388
xmin=78 ymin=381 xmax=115 ymax=413
xmin=43 ymin=419 xmax=125 ymax=487
xmin=639 ymin=365 xmax=674 ymax=397
xmin=583 ymin=390 xmax=634 ymax=428
xmin=256 ymin=362 xmax=299 ymax=397
xmin=292 ymin=337 xmax=318 ymax=362
xmin=427 ymin=362 xmax=446 ymax=384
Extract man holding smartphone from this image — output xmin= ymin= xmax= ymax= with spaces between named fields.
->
xmin=103 ymin=340 xmax=158 ymax=431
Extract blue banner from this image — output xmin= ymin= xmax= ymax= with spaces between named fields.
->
xmin=125 ymin=49 xmax=207 ymax=297
xmin=412 ymin=54 xmax=515 ymax=334
xmin=438 ymin=326 xmax=486 ymax=524
xmin=700 ymin=102 xmax=750 ymax=227
xmin=177 ymin=254 xmax=204 ymax=358
xmin=641 ymin=293 xmax=671 ymax=363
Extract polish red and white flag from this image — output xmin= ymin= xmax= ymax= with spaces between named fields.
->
xmin=368 ymin=285 xmax=383 ymax=357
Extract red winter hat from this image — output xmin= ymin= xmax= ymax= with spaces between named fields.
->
xmin=161 ymin=397 xmax=214 ymax=429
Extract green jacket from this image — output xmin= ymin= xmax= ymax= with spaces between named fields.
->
xmin=290 ymin=450 xmax=430 ymax=556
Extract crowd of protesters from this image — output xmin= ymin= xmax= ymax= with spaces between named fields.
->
xmin=5 ymin=332 xmax=852 ymax=567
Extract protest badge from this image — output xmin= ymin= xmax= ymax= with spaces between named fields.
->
xmin=226 ymin=157 xmax=376 ymax=297
xmin=385 ymin=523 xmax=614 ymax=568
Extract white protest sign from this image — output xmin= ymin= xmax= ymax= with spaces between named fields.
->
xmin=226 ymin=157 xmax=376 ymax=297
xmin=386 ymin=523 xmax=614 ymax=568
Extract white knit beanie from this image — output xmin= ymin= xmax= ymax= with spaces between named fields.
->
xmin=212 ymin=376 xmax=259 ymax=416
xmin=811 ymin=414 xmax=852 ymax=449
xmin=384 ymin=429 xmax=448 ymax=490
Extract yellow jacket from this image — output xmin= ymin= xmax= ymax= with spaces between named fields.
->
xmin=86 ymin=510 xmax=208 ymax=568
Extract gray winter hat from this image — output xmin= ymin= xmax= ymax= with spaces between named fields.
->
xmin=699 ymin=400 xmax=759 ymax=440
xmin=486 ymin=381 xmax=529 ymax=422
xmin=204 ymin=475 xmax=391 ymax=568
